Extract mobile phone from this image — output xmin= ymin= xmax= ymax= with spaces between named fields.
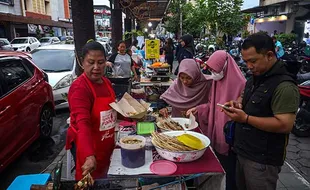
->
xmin=217 ymin=103 xmax=231 ymax=111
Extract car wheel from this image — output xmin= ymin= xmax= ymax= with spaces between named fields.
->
xmin=26 ymin=47 xmax=31 ymax=52
xmin=40 ymin=105 xmax=53 ymax=138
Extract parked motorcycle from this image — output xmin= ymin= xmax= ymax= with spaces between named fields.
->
xmin=292 ymin=80 xmax=310 ymax=137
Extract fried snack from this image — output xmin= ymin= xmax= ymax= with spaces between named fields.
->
xmin=126 ymin=112 xmax=137 ymax=116
xmin=74 ymin=173 xmax=94 ymax=190
xmin=151 ymin=132 xmax=196 ymax=151
xmin=157 ymin=119 xmax=183 ymax=131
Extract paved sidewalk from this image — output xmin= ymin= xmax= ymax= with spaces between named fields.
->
xmin=286 ymin=134 xmax=310 ymax=183
xmin=43 ymin=147 xmax=310 ymax=189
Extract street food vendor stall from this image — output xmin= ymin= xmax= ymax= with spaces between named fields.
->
xmin=10 ymin=93 xmax=225 ymax=190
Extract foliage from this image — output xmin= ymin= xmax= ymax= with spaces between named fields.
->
xmin=206 ymin=0 xmax=247 ymax=36
xmin=182 ymin=0 xmax=208 ymax=38
xmin=276 ymin=33 xmax=297 ymax=47
xmin=123 ymin=29 xmax=146 ymax=41
xmin=164 ymin=0 xmax=246 ymax=38
xmin=36 ymin=28 xmax=42 ymax=39
xmin=49 ymin=29 xmax=55 ymax=37
xmin=258 ymin=30 xmax=269 ymax=36
xmin=163 ymin=0 xmax=184 ymax=37
xmin=242 ymin=30 xmax=250 ymax=39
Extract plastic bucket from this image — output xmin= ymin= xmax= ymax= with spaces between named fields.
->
xmin=119 ymin=135 xmax=146 ymax=168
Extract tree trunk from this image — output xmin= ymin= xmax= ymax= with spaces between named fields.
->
xmin=72 ymin=0 xmax=95 ymax=76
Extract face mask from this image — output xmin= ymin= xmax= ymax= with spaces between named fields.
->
xmin=209 ymin=59 xmax=227 ymax=81
xmin=210 ymin=71 xmax=224 ymax=81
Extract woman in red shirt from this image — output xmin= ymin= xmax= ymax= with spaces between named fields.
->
xmin=66 ymin=41 xmax=116 ymax=180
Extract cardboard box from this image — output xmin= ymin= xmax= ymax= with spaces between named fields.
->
xmin=110 ymin=92 xmax=150 ymax=119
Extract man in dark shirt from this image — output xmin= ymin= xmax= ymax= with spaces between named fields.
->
xmin=223 ymin=33 xmax=299 ymax=190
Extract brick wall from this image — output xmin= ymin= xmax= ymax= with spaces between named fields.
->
xmin=26 ymin=11 xmax=51 ymax=20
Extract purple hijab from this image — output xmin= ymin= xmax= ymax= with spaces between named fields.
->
xmin=161 ymin=59 xmax=212 ymax=117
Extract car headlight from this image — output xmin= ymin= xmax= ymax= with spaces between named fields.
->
xmin=53 ymin=74 xmax=73 ymax=90
xmin=18 ymin=46 xmax=26 ymax=49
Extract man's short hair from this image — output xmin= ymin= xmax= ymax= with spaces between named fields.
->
xmin=242 ymin=32 xmax=276 ymax=55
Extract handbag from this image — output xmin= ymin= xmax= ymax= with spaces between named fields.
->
xmin=224 ymin=120 xmax=236 ymax=146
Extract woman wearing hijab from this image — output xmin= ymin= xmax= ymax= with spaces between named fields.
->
xmin=159 ymin=59 xmax=212 ymax=117
xmin=187 ymin=50 xmax=246 ymax=190
xmin=174 ymin=34 xmax=195 ymax=75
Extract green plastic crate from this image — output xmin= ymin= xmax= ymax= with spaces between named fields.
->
xmin=137 ymin=122 xmax=155 ymax=135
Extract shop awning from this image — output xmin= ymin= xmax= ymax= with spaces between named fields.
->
xmin=242 ymin=6 xmax=266 ymax=14
xmin=0 ymin=13 xmax=73 ymax=29
xmin=121 ymin=0 xmax=171 ymax=22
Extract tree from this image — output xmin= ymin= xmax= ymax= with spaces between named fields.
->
xmin=72 ymin=0 xmax=95 ymax=76
xmin=163 ymin=0 xmax=183 ymax=38
xmin=206 ymin=0 xmax=247 ymax=36
xmin=183 ymin=0 xmax=208 ymax=38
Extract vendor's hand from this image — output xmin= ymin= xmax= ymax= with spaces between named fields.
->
xmin=224 ymin=100 xmax=242 ymax=109
xmin=82 ymin=155 xmax=96 ymax=176
xmin=223 ymin=107 xmax=247 ymax=123
xmin=159 ymin=108 xmax=169 ymax=118
xmin=106 ymin=61 xmax=113 ymax=67
xmin=133 ymin=75 xmax=139 ymax=82
xmin=186 ymin=107 xmax=197 ymax=116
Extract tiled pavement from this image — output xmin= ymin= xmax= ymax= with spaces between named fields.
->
xmin=286 ymin=134 xmax=310 ymax=184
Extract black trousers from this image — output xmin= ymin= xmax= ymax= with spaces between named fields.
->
xmin=70 ymin=142 xmax=77 ymax=165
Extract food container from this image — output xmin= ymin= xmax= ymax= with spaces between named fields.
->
xmin=110 ymin=93 xmax=150 ymax=119
xmin=152 ymin=131 xmax=210 ymax=162
xmin=119 ymin=135 xmax=146 ymax=168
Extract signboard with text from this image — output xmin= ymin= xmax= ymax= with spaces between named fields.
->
xmin=145 ymin=39 xmax=160 ymax=59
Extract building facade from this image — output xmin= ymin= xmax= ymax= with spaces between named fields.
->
xmin=94 ymin=5 xmax=111 ymax=38
xmin=244 ymin=0 xmax=310 ymax=40
xmin=0 ymin=0 xmax=72 ymax=41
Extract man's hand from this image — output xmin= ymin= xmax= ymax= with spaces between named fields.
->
xmin=224 ymin=100 xmax=242 ymax=109
xmin=82 ymin=155 xmax=96 ymax=176
xmin=223 ymin=107 xmax=247 ymax=123
xmin=186 ymin=107 xmax=197 ymax=116
xmin=159 ymin=108 xmax=169 ymax=118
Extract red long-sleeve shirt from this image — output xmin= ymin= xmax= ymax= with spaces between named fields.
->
xmin=66 ymin=75 xmax=111 ymax=158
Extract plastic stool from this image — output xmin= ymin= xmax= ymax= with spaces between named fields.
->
xmin=7 ymin=173 xmax=51 ymax=190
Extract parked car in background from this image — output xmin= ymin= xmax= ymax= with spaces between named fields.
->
xmin=31 ymin=44 xmax=76 ymax=109
xmin=39 ymin=37 xmax=61 ymax=46
xmin=97 ymin=37 xmax=110 ymax=43
xmin=0 ymin=51 xmax=55 ymax=173
xmin=97 ymin=41 xmax=113 ymax=58
xmin=0 ymin=38 xmax=13 ymax=51
xmin=11 ymin=37 xmax=41 ymax=52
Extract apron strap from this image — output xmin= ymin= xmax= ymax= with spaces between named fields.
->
xmin=83 ymin=73 xmax=115 ymax=99
xmin=83 ymin=73 xmax=98 ymax=98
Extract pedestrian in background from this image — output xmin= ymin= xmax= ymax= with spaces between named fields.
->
xmin=175 ymin=34 xmax=195 ymax=75
xmin=272 ymin=36 xmax=285 ymax=59
xmin=163 ymin=38 xmax=175 ymax=72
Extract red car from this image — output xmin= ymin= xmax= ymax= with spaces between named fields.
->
xmin=0 ymin=51 xmax=55 ymax=173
